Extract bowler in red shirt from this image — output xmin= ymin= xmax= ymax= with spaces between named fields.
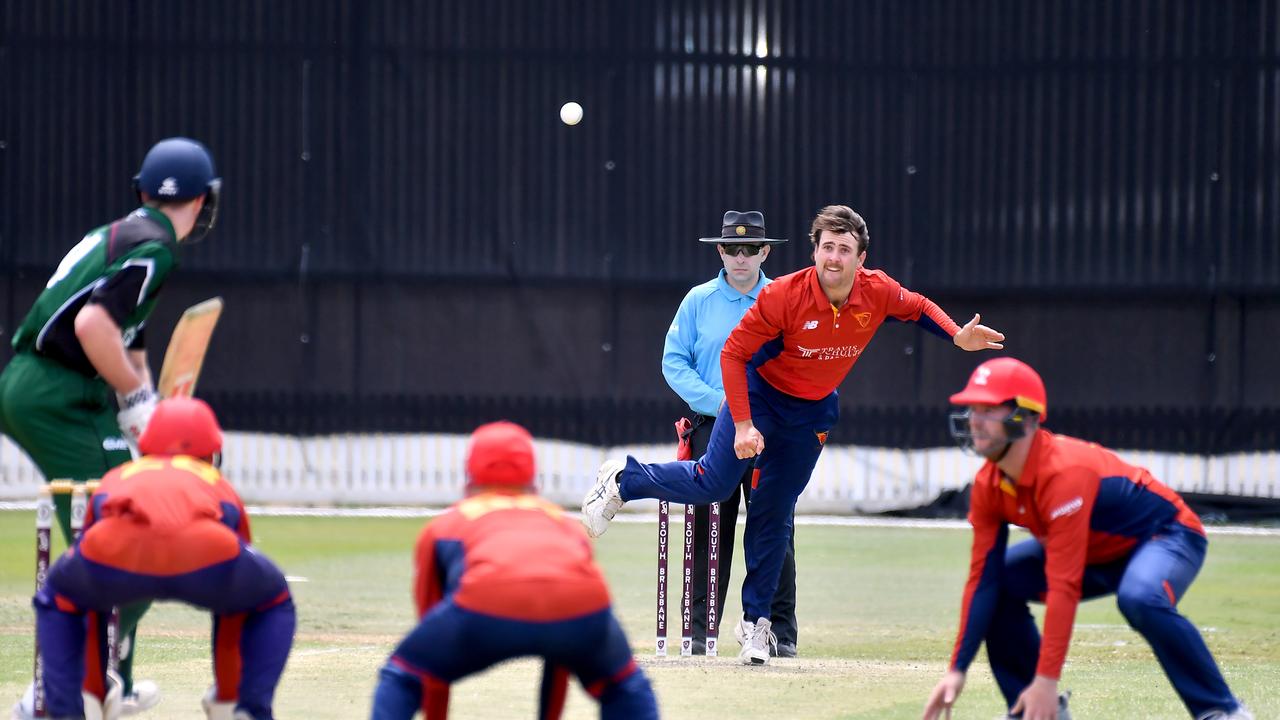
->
xmin=583 ymin=204 xmax=1005 ymax=665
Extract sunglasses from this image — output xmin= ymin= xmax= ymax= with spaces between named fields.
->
xmin=720 ymin=243 xmax=766 ymax=257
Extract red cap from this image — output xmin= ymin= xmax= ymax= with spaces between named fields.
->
xmin=466 ymin=421 xmax=536 ymax=490
xmin=138 ymin=397 xmax=224 ymax=457
xmin=949 ymin=357 xmax=1047 ymax=420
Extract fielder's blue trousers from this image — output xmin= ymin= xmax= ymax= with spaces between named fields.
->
xmin=36 ymin=546 xmax=294 ymax=720
xmin=371 ymin=601 xmax=657 ymax=720
xmin=619 ymin=368 xmax=838 ymax=623
xmin=989 ymin=526 xmax=1241 ymax=717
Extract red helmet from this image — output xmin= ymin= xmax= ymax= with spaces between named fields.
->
xmin=465 ymin=421 xmax=537 ymax=491
xmin=949 ymin=357 xmax=1047 ymax=421
xmin=138 ymin=397 xmax=224 ymax=457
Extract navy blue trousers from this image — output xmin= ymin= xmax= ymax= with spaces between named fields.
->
xmin=371 ymin=601 xmax=657 ymax=720
xmin=37 ymin=546 xmax=294 ymax=720
xmin=619 ymin=370 xmax=837 ymax=623
xmin=989 ymin=526 xmax=1240 ymax=717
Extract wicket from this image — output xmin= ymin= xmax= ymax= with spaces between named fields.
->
xmin=655 ymin=499 xmax=720 ymax=657
xmin=32 ymin=480 xmax=114 ymax=717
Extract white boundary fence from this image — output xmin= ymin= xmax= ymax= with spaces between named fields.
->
xmin=1 ymin=432 xmax=1277 ymax=511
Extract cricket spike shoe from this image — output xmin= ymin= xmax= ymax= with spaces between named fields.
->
xmin=581 ymin=459 xmax=625 ymax=538
xmin=120 ymin=679 xmax=160 ymax=715
xmin=734 ymin=618 xmax=776 ymax=666
xmin=11 ymin=673 xmax=122 ymax=720
xmin=202 ymin=686 xmax=236 ymax=720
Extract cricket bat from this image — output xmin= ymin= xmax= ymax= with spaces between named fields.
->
xmin=157 ymin=297 xmax=224 ymax=398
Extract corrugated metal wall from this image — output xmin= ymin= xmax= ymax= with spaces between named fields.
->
xmin=5 ymin=0 xmax=1278 ymax=288
xmin=2 ymin=1 xmax=1278 ymax=448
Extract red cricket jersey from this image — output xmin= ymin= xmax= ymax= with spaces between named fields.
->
xmin=78 ymin=455 xmax=252 ymax=576
xmin=413 ymin=492 xmax=611 ymax=622
xmin=951 ymin=430 xmax=1203 ymax=679
xmin=721 ymin=266 xmax=960 ymax=421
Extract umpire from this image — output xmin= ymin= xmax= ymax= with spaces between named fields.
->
xmin=662 ymin=210 xmax=799 ymax=656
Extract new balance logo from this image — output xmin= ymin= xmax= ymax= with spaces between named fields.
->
xmin=802 ymin=320 xmax=819 ymax=330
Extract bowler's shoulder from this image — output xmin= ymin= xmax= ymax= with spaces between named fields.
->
xmin=762 ymin=267 xmax=811 ymax=295
xmin=857 ymin=267 xmax=900 ymax=292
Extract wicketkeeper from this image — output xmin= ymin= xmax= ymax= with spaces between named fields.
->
xmin=18 ymin=397 xmax=294 ymax=720
xmin=0 ymin=137 xmax=222 ymax=713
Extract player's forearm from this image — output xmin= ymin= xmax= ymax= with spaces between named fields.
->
xmin=1035 ymin=591 xmax=1080 ymax=678
xmin=720 ymin=357 xmax=752 ymax=421
xmin=128 ymin=349 xmax=153 ymax=390
xmin=917 ymin=299 xmax=961 ymax=339
xmin=75 ymin=304 xmax=148 ymax=394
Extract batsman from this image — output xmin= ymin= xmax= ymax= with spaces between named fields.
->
xmin=0 ymin=137 xmax=222 ymax=715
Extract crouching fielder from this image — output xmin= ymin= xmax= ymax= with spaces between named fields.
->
xmin=370 ymin=422 xmax=658 ymax=720
xmin=27 ymin=397 xmax=294 ymax=720
xmin=923 ymin=358 xmax=1250 ymax=720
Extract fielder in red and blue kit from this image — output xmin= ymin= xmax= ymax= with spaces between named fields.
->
xmin=923 ymin=357 xmax=1250 ymax=720
xmin=30 ymin=398 xmax=295 ymax=720
xmin=583 ymin=205 xmax=1006 ymax=664
xmin=371 ymin=421 xmax=657 ymax=720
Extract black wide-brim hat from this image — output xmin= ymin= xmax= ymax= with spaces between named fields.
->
xmin=698 ymin=210 xmax=788 ymax=245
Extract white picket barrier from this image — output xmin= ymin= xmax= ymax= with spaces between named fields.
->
xmin=1 ymin=432 xmax=1276 ymax=510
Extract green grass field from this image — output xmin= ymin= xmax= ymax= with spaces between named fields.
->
xmin=1 ymin=512 xmax=1277 ymax=719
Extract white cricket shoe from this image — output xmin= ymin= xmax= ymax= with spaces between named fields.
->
xmin=734 ymin=617 xmax=776 ymax=666
xmin=9 ymin=682 xmax=35 ymax=720
xmin=581 ymin=459 xmax=626 ymax=538
xmin=120 ymin=679 xmax=160 ymax=715
xmin=11 ymin=673 xmax=123 ymax=720
xmin=202 ymin=686 xmax=236 ymax=720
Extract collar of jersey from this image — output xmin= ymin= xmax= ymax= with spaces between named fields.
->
xmin=133 ymin=206 xmax=179 ymax=244
xmin=715 ymin=269 xmax=768 ymax=301
xmin=1010 ymin=428 xmax=1052 ymax=487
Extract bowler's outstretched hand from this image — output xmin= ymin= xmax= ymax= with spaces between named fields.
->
xmin=953 ymin=313 xmax=1005 ymax=351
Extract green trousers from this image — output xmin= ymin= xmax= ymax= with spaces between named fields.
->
xmin=0 ymin=351 xmax=149 ymax=693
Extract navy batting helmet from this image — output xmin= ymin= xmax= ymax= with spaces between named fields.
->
xmin=133 ymin=137 xmax=219 ymax=201
xmin=133 ymin=138 xmax=222 ymax=243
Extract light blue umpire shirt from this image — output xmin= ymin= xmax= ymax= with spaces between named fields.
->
xmin=662 ymin=268 xmax=771 ymax=418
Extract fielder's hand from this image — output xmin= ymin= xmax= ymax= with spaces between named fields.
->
xmin=921 ymin=669 xmax=966 ymax=720
xmin=1009 ymin=675 xmax=1059 ymax=720
xmin=733 ymin=420 xmax=765 ymax=459
xmin=953 ymin=313 xmax=1005 ymax=351
xmin=116 ymin=385 xmax=158 ymax=450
